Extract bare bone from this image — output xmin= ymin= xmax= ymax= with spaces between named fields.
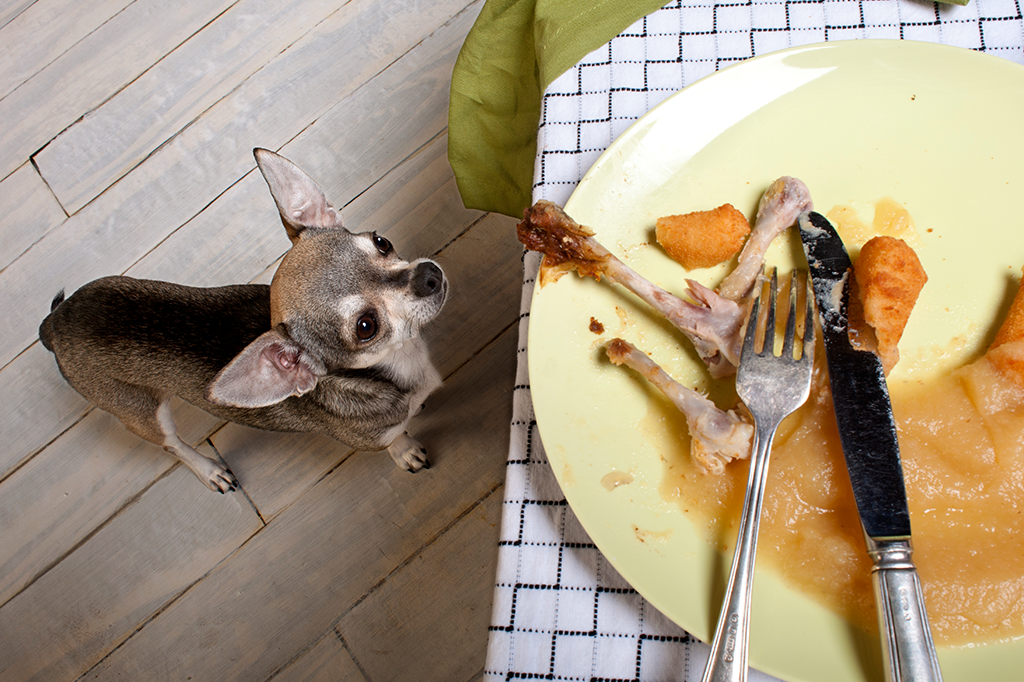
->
xmin=605 ymin=338 xmax=752 ymax=474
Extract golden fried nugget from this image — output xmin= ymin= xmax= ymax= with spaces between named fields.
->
xmin=853 ymin=236 xmax=928 ymax=374
xmin=992 ymin=267 xmax=1024 ymax=348
xmin=988 ymin=341 xmax=1024 ymax=387
xmin=988 ymin=267 xmax=1024 ymax=385
xmin=655 ymin=204 xmax=750 ymax=270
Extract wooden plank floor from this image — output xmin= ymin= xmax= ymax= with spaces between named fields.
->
xmin=0 ymin=1 xmax=522 ymax=680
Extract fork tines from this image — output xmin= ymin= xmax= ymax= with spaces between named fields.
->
xmin=744 ymin=268 xmax=813 ymax=361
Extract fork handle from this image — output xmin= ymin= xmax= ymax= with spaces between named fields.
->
xmin=868 ymin=538 xmax=944 ymax=682
xmin=700 ymin=420 xmax=778 ymax=682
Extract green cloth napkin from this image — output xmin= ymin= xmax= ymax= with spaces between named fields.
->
xmin=448 ymin=0 xmax=970 ymax=219
xmin=448 ymin=0 xmax=665 ymax=218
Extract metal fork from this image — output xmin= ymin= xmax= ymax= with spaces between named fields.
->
xmin=700 ymin=268 xmax=815 ymax=682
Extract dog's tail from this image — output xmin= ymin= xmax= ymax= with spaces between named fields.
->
xmin=49 ymin=290 xmax=66 ymax=312
xmin=39 ymin=289 xmax=65 ymax=352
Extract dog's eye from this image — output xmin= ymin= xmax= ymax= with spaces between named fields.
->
xmin=355 ymin=313 xmax=378 ymax=341
xmin=372 ymin=234 xmax=393 ymax=255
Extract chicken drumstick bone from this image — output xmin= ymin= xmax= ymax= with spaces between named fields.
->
xmin=517 ymin=178 xmax=811 ymax=471
xmin=517 ymin=177 xmax=812 ymax=377
xmin=606 ymin=338 xmax=753 ymax=474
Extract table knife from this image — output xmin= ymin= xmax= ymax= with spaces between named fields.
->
xmin=797 ymin=211 xmax=943 ymax=682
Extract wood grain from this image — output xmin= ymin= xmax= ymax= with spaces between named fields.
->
xmin=0 ymin=1 xmax=515 ymax=679
xmin=0 ymin=0 xmax=135 ymax=100
xmin=33 ymin=0 xmax=350 ymax=212
xmin=0 ymin=402 xmax=222 ymax=606
xmin=0 ymin=163 xmax=66 ymax=271
xmin=0 ymin=344 xmax=93 ymax=479
xmin=0 ymin=1 xmax=37 ymax=29
xmin=0 ymin=461 xmax=263 ymax=682
xmin=339 ymin=133 xmax=484 ymax=258
xmin=126 ymin=8 xmax=478 ymax=288
xmin=269 ymin=634 xmax=368 ymax=682
xmin=1 ymin=4 xmax=485 ymax=479
xmin=428 ymin=211 xmax=523 ymax=373
xmin=0 ymin=0 xmax=477 ymax=367
xmin=338 ymin=487 xmax=503 ymax=682
xmin=86 ymin=327 xmax=516 ymax=681
xmin=0 ymin=0 xmax=236 ymax=181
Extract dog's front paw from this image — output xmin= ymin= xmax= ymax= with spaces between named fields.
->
xmin=193 ymin=458 xmax=238 ymax=493
xmin=387 ymin=432 xmax=431 ymax=473
xmin=168 ymin=443 xmax=239 ymax=493
xmin=209 ymin=465 xmax=239 ymax=494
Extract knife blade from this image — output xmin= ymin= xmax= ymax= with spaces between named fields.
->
xmin=798 ymin=211 xmax=943 ymax=682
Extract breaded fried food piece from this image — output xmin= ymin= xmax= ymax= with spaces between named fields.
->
xmin=655 ymin=204 xmax=750 ymax=270
xmin=987 ymin=266 xmax=1024 ymax=385
xmin=852 ymin=236 xmax=928 ymax=374
xmin=987 ymin=341 xmax=1024 ymax=387
xmin=992 ymin=266 xmax=1024 ymax=348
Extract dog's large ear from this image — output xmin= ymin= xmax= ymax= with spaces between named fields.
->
xmin=254 ymin=147 xmax=344 ymax=243
xmin=207 ymin=327 xmax=319 ymax=408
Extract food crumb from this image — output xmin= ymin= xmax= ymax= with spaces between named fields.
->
xmin=589 ymin=317 xmax=605 ymax=334
xmin=601 ymin=470 xmax=634 ymax=490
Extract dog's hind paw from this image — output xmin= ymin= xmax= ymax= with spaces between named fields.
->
xmin=387 ymin=432 xmax=431 ymax=472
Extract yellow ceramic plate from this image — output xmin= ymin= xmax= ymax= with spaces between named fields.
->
xmin=529 ymin=41 xmax=1024 ymax=682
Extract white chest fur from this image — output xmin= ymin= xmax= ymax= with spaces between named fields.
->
xmin=378 ymin=336 xmax=442 ymax=417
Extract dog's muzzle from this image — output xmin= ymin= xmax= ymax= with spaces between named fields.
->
xmin=411 ymin=261 xmax=445 ymax=299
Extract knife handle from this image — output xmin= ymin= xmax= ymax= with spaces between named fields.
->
xmin=867 ymin=538 xmax=943 ymax=682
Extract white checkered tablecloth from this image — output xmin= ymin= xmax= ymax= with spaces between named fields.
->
xmin=484 ymin=2 xmax=1024 ymax=681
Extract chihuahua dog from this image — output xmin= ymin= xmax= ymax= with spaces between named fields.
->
xmin=39 ymin=148 xmax=447 ymax=493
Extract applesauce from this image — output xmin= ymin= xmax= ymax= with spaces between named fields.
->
xmin=660 ymin=348 xmax=1024 ymax=645
xmin=660 ymin=319 xmax=1024 ymax=647
xmin=657 ymin=198 xmax=1024 ymax=646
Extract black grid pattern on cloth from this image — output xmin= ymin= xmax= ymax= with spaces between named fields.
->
xmin=488 ymin=240 xmax=703 ymax=681
xmin=487 ymin=366 xmax=693 ymax=681
xmin=486 ymin=1 xmax=1024 ymax=681
xmin=534 ymin=0 xmax=1024 ymax=202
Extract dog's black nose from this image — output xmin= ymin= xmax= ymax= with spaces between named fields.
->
xmin=411 ymin=261 xmax=444 ymax=298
